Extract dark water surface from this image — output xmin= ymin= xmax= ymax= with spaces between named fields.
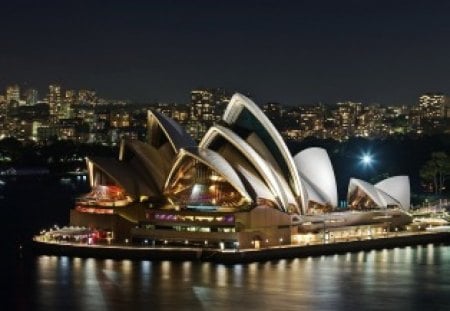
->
xmin=7 ymin=246 xmax=450 ymax=311
xmin=2 ymin=176 xmax=450 ymax=310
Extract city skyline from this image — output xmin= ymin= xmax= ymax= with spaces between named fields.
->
xmin=2 ymin=0 xmax=450 ymax=106
xmin=1 ymin=81 xmax=449 ymax=107
xmin=2 ymin=85 xmax=449 ymax=146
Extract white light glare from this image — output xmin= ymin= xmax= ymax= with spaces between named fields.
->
xmin=360 ymin=153 xmax=373 ymax=166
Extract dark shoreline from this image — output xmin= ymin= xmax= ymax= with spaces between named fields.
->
xmin=32 ymin=232 xmax=450 ymax=264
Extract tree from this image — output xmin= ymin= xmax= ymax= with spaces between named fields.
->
xmin=420 ymin=161 xmax=438 ymax=194
xmin=420 ymin=152 xmax=450 ymax=194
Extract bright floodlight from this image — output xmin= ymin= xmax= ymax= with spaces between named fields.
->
xmin=360 ymin=153 xmax=373 ymax=166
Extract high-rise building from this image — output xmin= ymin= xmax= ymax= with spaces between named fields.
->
xmin=6 ymin=84 xmax=20 ymax=104
xmin=355 ymin=105 xmax=386 ymax=138
xmin=171 ymin=104 xmax=189 ymax=123
xmin=333 ymin=101 xmax=362 ymax=139
xmin=188 ymin=88 xmax=231 ymax=140
xmin=62 ymin=89 xmax=77 ymax=119
xmin=418 ymin=93 xmax=446 ymax=118
xmin=4 ymin=85 xmax=20 ymax=125
xmin=24 ymin=88 xmax=39 ymax=106
xmin=65 ymin=90 xmax=77 ymax=106
xmin=47 ymin=84 xmax=62 ymax=122
xmin=299 ymin=104 xmax=326 ymax=138
xmin=190 ymin=89 xmax=214 ymax=122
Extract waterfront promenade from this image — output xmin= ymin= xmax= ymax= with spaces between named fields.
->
xmin=33 ymin=230 xmax=450 ymax=264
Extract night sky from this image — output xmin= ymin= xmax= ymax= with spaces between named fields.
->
xmin=2 ymin=0 xmax=450 ymax=106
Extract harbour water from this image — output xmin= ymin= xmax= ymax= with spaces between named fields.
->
xmin=2 ymin=176 xmax=450 ymax=310
xmin=8 ymin=245 xmax=450 ymax=310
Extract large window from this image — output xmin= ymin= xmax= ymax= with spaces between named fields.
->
xmin=307 ymin=201 xmax=333 ymax=215
xmin=77 ymin=185 xmax=130 ymax=207
xmin=348 ymin=186 xmax=378 ymax=210
xmin=165 ymin=158 xmax=247 ymax=209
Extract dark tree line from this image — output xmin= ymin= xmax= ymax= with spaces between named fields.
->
xmin=420 ymin=152 xmax=450 ymax=195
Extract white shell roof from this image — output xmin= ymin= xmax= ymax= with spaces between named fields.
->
xmin=348 ymin=178 xmax=386 ymax=207
xmin=375 ymin=176 xmax=410 ymax=210
xmin=200 ymin=125 xmax=298 ymax=212
xmin=148 ymin=110 xmax=196 ymax=151
xmin=348 ymin=177 xmax=409 ymax=209
xmin=87 ymin=157 xmax=157 ymax=199
xmin=222 ymin=93 xmax=304 ymax=204
xmin=300 ymin=177 xmax=328 ymax=206
xmin=235 ymin=165 xmax=276 ymax=203
xmin=119 ymin=139 xmax=169 ymax=191
xmin=294 ymin=147 xmax=338 ymax=207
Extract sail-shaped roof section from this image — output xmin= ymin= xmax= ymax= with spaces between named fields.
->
xmin=347 ymin=177 xmax=410 ymax=210
xmin=294 ymin=147 xmax=338 ymax=208
xmin=147 ymin=110 xmax=196 ymax=152
xmin=112 ymin=110 xmax=197 ymax=194
xmin=348 ymin=178 xmax=384 ymax=207
xmin=235 ymin=165 xmax=277 ymax=204
xmin=200 ymin=124 xmax=299 ymax=213
xmin=375 ymin=176 xmax=410 ymax=210
xmin=300 ymin=177 xmax=328 ymax=206
xmin=222 ymin=93 xmax=303 ymax=210
xmin=118 ymin=139 xmax=169 ymax=192
xmin=86 ymin=157 xmax=157 ymax=200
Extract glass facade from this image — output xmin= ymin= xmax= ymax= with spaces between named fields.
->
xmin=348 ymin=186 xmax=379 ymax=210
xmin=165 ymin=157 xmax=248 ymax=210
xmin=307 ymin=201 xmax=333 ymax=215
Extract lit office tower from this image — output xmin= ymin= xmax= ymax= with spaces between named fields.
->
xmin=190 ymin=88 xmax=231 ymax=122
xmin=299 ymin=104 xmax=326 ymax=138
xmin=47 ymin=84 xmax=62 ymax=122
xmin=62 ymin=89 xmax=77 ymax=119
xmin=6 ymin=84 xmax=20 ymax=104
xmin=418 ymin=93 xmax=446 ymax=118
xmin=333 ymin=101 xmax=362 ymax=139
xmin=190 ymin=89 xmax=214 ymax=122
xmin=25 ymin=88 xmax=39 ymax=106
xmin=187 ymin=90 xmax=210 ymax=140
xmin=65 ymin=90 xmax=77 ymax=105
xmin=186 ymin=88 xmax=232 ymax=140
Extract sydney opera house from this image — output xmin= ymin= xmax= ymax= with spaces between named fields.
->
xmin=70 ymin=93 xmax=412 ymax=248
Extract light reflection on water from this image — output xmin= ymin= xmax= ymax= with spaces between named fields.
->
xmin=11 ymin=244 xmax=450 ymax=310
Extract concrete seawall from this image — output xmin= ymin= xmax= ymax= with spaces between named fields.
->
xmin=32 ymin=232 xmax=450 ymax=264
